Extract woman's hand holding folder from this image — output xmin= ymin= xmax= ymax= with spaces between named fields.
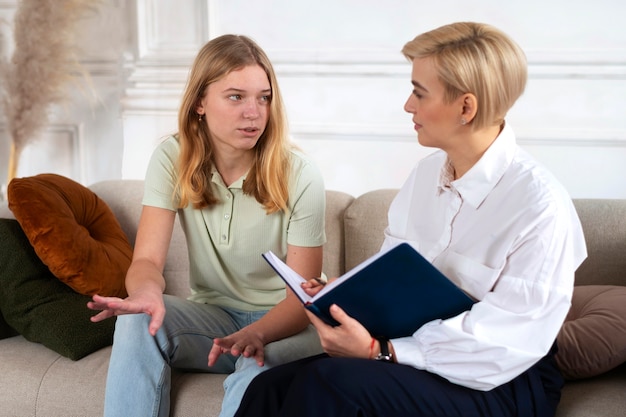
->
xmin=305 ymin=304 xmax=376 ymax=359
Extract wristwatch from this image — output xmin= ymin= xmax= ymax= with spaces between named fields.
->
xmin=375 ymin=337 xmax=393 ymax=362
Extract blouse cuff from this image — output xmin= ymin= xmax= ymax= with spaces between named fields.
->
xmin=391 ymin=336 xmax=426 ymax=369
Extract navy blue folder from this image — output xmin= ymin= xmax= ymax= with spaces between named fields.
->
xmin=263 ymin=242 xmax=475 ymax=339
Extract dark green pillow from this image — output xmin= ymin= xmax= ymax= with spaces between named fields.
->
xmin=0 ymin=218 xmax=115 ymax=360
xmin=0 ymin=310 xmax=18 ymax=340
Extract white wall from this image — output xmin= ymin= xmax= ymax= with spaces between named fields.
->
xmin=1 ymin=0 xmax=625 ymax=199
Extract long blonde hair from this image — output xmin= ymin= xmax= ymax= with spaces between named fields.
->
xmin=176 ymin=34 xmax=291 ymax=213
xmin=402 ymin=22 xmax=527 ymax=130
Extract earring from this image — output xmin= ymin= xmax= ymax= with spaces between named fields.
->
xmin=460 ymin=118 xmax=467 ymax=125
xmin=198 ymin=114 xmax=203 ymax=122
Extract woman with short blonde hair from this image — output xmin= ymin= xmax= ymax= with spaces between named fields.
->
xmin=402 ymin=22 xmax=528 ymax=131
xmin=235 ymin=23 xmax=585 ymax=417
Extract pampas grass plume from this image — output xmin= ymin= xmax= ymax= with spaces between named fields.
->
xmin=1 ymin=0 xmax=98 ymax=183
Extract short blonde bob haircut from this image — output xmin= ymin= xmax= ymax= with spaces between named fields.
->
xmin=402 ymin=22 xmax=527 ymax=130
xmin=176 ymin=34 xmax=292 ymax=213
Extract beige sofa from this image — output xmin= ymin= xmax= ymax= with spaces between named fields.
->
xmin=0 ymin=179 xmax=625 ymax=416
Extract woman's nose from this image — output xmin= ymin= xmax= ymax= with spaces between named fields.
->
xmin=243 ymin=99 xmax=260 ymax=119
xmin=403 ymin=95 xmax=415 ymax=113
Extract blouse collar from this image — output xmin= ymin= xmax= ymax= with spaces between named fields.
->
xmin=439 ymin=122 xmax=517 ymax=209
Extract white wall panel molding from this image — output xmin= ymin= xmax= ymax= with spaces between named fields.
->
xmin=115 ymin=0 xmax=626 ymax=197
xmin=291 ymin=128 xmax=626 ymax=147
xmin=528 ymin=48 xmax=626 ymax=64
xmin=16 ymin=123 xmax=85 ymax=182
xmin=122 ymin=92 xmax=180 ymax=115
xmin=527 ymin=48 xmax=626 ymax=79
xmin=120 ymin=0 xmax=213 ymax=179
xmin=289 ymin=131 xmax=626 ymax=154
xmin=518 ymin=137 xmax=626 ymax=148
xmin=78 ymin=59 xmax=124 ymax=78
xmin=274 ymin=62 xmax=407 ymax=78
xmin=292 ymin=128 xmax=411 ymax=141
xmin=122 ymin=0 xmax=213 ymax=115
xmin=272 ymin=53 xmax=626 ymax=80
xmin=530 ymin=65 xmax=626 ymax=80
xmin=121 ymin=67 xmax=187 ymax=113
xmin=515 ymin=127 xmax=626 ymax=144
xmin=135 ymin=0 xmax=208 ymax=63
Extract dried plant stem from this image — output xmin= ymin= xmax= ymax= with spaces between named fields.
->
xmin=7 ymin=142 xmax=19 ymax=184
xmin=1 ymin=0 xmax=97 ymax=184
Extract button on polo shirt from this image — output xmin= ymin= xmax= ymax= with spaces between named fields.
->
xmin=217 ymin=183 xmax=235 ymax=244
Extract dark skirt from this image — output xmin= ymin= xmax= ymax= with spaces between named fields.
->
xmin=234 ymin=344 xmax=563 ymax=417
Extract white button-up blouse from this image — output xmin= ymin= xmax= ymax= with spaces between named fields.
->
xmin=382 ymin=123 xmax=587 ymax=391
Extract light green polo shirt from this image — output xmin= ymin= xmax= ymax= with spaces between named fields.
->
xmin=142 ymin=136 xmax=326 ymax=311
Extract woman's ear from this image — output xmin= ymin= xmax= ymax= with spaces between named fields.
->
xmin=460 ymin=93 xmax=478 ymax=124
xmin=195 ymin=94 xmax=207 ymax=116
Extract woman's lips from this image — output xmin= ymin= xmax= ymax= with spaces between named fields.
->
xmin=239 ymin=127 xmax=259 ymax=136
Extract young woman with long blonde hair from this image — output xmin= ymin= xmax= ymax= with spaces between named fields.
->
xmin=89 ymin=34 xmax=326 ymax=417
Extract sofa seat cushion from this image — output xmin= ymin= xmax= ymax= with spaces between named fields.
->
xmin=7 ymin=174 xmax=131 ymax=297
xmin=557 ymin=363 xmax=626 ymax=417
xmin=0 ymin=336 xmax=226 ymax=416
xmin=0 ymin=219 xmax=116 ymax=360
xmin=0 ymin=336 xmax=111 ymax=415
xmin=556 ymin=285 xmax=626 ymax=380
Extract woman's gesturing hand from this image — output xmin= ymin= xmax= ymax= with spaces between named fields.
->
xmin=87 ymin=290 xmax=166 ymax=336
xmin=209 ymin=328 xmax=265 ymax=367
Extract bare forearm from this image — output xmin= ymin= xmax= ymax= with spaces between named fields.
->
xmin=124 ymin=258 xmax=166 ymax=295
xmin=247 ymin=295 xmax=309 ymax=345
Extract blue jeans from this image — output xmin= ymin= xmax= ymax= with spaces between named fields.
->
xmin=103 ymin=294 xmax=322 ymax=417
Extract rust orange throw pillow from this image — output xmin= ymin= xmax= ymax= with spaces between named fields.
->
xmin=7 ymin=174 xmax=131 ymax=297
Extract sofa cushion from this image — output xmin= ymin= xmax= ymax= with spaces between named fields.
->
xmin=7 ymin=173 xmax=131 ymax=297
xmin=0 ymin=218 xmax=116 ymax=360
xmin=556 ymin=285 xmax=626 ymax=380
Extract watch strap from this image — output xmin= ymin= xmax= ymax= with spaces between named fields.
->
xmin=375 ymin=337 xmax=393 ymax=362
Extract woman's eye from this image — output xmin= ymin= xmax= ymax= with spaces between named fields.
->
xmin=260 ymin=95 xmax=271 ymax=102
xmin=229 ymin=94 xmax=242 ymax=101
xmin=412 ymin=90 xmax=422 ymax=99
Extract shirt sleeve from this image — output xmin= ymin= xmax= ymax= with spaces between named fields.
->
xmin=285 ymin=151 xmax=327 ymax=247
xmin=391 ymin=201 xmax=586 ymax=390
xmin=142 ymin=137 xmax=180 ymax=211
